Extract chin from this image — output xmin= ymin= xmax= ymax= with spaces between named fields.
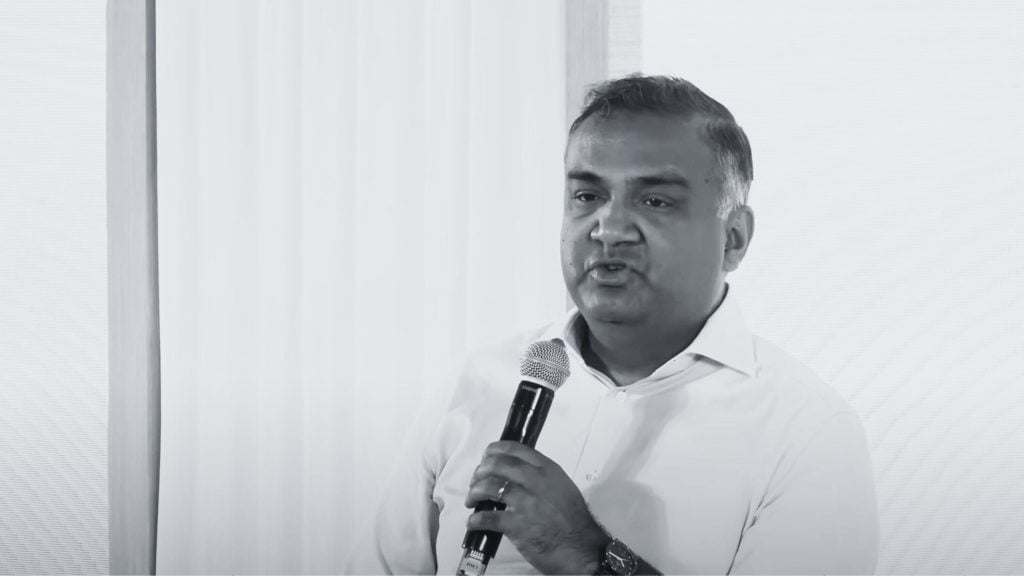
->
xmin=568 ymin=280 xmax=647 ymax=324
xmin=579 ymin=299 xmax=645 ymax=325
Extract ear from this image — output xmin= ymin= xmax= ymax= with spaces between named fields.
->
xmin=723 ymin=205 xmax=754 ymax=272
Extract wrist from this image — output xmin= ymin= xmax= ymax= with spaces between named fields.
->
xmin=594 ymin=537 xmax=642 ymax=576
xmin=583 ymin=533 xmax=613 ymax=576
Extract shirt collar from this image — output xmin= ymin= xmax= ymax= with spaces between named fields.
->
xmin=681 ymin=287 xmax=757 ymax=377
xmin=540 ymin=286 xmax=757 ymax=378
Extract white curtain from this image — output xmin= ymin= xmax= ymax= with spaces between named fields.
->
xmin=154 ymin=1 xmax=567 ymax=572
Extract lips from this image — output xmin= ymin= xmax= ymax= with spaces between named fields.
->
xmin=586 ymin=259 xmax=634 ymax=286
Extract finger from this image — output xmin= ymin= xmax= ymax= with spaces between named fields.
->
xmin=470 ymin=454 xmax=539 ymax=488
xmin=465 ymin=476 xmax=514 ymax=508
xmin=466 ymin=509 xmax=515 ymax=534
xmin=484 ymin=441 xmax=551 ymax=468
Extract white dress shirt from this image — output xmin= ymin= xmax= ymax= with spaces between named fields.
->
xmin=347 ymin=290 xmax=879 ymax=574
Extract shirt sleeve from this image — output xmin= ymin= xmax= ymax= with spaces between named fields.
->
xmin=343 ymin=441 xmax=441 ymax=575
xmin=344 ymin=379 xmax=457 ymax=575
xmin=729 ymin=411 xmax=880 ymax=575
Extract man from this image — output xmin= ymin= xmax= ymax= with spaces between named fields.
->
xmin=347 ymin=75 xmax=879 ymax=574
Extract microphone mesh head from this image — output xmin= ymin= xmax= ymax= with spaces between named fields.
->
xmin=520 ymin=339 xmax=571 ymax=390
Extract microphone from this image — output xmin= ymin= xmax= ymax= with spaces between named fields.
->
xmin=456 ymin=339 xmax=571 ymax=576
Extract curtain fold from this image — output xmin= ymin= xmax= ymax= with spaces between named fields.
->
xmin=155 ymin=1 xmax=567 ymax=572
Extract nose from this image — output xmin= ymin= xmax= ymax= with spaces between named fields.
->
xmin=590 ymin=198 xmax=640 ymax=246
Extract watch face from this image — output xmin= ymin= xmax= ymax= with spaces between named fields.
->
xmin=605 ymin=540 xmax=639 ymax=575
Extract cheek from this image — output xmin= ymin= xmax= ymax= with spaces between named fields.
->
xmin=560 ymin=247 xmax=581 ymax=285
xmin=559 ymin=234 xmax=572 ymax=273
xmin=560 ymin=224 xmax=585 ymax=266
xmin=652 ymin=226 xmax=723 ymax=276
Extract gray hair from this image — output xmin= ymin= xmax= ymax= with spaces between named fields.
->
xmin=570 ymin=75 xmax=753 ymax=218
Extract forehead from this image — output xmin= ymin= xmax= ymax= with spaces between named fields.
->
xmin=566 ymin=112 xmax=718 ymax=180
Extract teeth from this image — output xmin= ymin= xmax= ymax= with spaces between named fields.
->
xmin=604 ymin=265 xmax=623 ymax=271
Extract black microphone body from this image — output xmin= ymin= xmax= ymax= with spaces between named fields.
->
xmin=456 ymin=339 xmax=569 ymax=576
xmin=461 ymin=380 xmax=555 ymax=559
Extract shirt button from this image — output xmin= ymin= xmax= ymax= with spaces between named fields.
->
xmin=586 ymin=472 xmax=599 ymax=481
xmin=616 ymin=390 xmax=627 ymax=402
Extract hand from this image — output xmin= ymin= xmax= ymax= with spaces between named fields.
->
xmin=465 ymin=441 xmax=611 ymax=575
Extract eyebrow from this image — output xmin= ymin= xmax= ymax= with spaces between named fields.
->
xmin=566 ymin=170 xmax=606 ymax=185
xmin=567 ymin=170 xmax=692 ymax=190
xmin=633 ymin=174 xmax=692 ymax=189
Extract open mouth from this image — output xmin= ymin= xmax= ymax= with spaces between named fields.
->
xmin=589 ymin=263 xmax=631 ymax=285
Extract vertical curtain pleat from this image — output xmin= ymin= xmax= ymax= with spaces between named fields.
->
xmin=296 ymin=2 xmax=359 ymax=571
xmin=156 ymin=1 xmax=567 ymax=572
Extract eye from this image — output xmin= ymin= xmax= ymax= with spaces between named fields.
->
xmin=573 ymin=190 xmax=599 ymax=203
xmin=643 ymin=196 xmax=672 ymax=209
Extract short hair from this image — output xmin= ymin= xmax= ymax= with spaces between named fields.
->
xmin=570 ymin=75 xmax=753 ymax=218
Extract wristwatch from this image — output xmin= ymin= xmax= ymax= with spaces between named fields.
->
xmin=596 ymin=538 xmax=639 ymax=575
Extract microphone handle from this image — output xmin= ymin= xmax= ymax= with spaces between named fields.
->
xmin=457 ymin=381 xmax=554 ymax=575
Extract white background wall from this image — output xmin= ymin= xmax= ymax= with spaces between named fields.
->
xmin=0 ymin=2 xmax=108 ymax=574
xmin=643 ymin=1 xmax=1024 ymax=573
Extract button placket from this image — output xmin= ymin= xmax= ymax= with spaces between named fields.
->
xmin=574 ymin=389 xmax=630 ymax=486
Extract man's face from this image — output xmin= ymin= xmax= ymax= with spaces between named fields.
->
xmin=561 ymin=112 xmax=730 ymax=329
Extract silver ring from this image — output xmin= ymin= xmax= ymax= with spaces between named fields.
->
xmin=497 ymin=480 xmax=510 ymax=503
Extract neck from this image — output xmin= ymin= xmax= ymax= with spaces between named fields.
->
xmin=581 ymin=288 xmax=726 ymax=387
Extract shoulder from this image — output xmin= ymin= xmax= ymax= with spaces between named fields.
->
xmin=450 ymin=322 xmax=558 ymax=405
xmin=751 ymin=335 xmax=855 ymax=418
xmin=429 ymin=322 xmax=560 ymax=466
xmin=747 ymin=335 xmax=867 ymax=456
xmin=747 ymin=337 xmax=874 ymax=502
